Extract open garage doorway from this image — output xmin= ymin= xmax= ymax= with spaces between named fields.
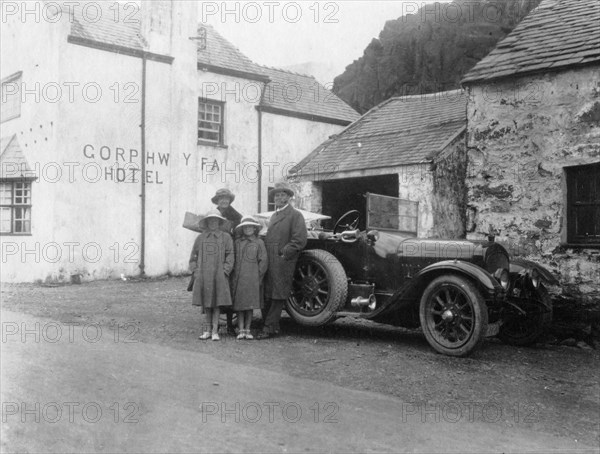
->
xmin=320 ymin=174 xmax=399 ymax=230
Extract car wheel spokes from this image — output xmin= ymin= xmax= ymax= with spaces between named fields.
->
xmin=291 ymin=260 xmax=331 ymax=316
xmin=427 ymin=285 xmax=475 ymax=347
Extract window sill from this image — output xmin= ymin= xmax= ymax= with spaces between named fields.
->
xmin=0 ymin=233 xmax=32 ymax=236
xmin=197 ymin=140 xmax=228 ymax=149
xmin=560 ymin=243 xmax=600 ymax=250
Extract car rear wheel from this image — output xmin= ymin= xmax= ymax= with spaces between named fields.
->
xmin=498 ymin=285 xmax=552 ymax=346
xmin=286 ymin=249 xmax=348 ymax=326
xmin=419 ymin=275 xmax=488 ymax=357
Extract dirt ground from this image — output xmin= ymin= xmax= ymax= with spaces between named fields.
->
xmin=1 ymin=276 xmax=599 ymax=452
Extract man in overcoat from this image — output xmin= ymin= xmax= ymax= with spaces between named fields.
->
xmin=257 ymin=181 xmax=307 ymax=339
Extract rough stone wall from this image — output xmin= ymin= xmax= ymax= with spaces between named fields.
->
xmin=397 ymin=164 xmax=435 ymax=237
xmin=431 ymin=135 xmax=467 ymax=239
xmin=466 ymin=66 xmax=600 ymax=300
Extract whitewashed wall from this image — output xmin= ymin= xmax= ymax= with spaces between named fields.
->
xmin=0 ymin=1 xmax=348 ymax=282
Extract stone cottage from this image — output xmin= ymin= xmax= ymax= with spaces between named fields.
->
xmin=291 ymin=90 xmax=467 ymax=239
xmin=461 ymin=0 xmax=600 ymax=303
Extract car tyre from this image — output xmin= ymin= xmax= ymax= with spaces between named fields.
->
xmin=286 ymin=249 xmax=348 ymax=326
xmin=498 ymin=284 xmax=552 ymax=346
xmin=419 ymin=275 xmax=488 ymax=357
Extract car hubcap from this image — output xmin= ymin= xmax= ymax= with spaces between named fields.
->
xmin=442 ymin=309 xmax=454 ymax=321
xmin=302 ymin=276 xmax=319 ymax=297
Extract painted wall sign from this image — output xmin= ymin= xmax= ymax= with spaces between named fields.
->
xmin=82 ymin=144 xmax=171 ymax=184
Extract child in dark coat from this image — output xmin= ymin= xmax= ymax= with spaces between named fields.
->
xmin=230 ymin=216 xmax=268 ymax=340
xmin=189 ymin=210 xmax=234 ymax=341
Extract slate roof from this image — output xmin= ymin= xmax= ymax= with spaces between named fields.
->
xmin=59 ymin=4 xmax=356 ymax=123
xmin=60 ymin=2 xmax=145 ymax=50
xmin=291 ymin=90 xmax=466 ymax=179
xmin=258 ymin=66 xmax=360 ymax=124
xmin=196 ymin=24 xmax=268 ymax=81
xmin=0 ymin=135 xmax=35 ymax=179
xmin=462 ymin=0 xmax=600 ymax=84
xmin=60 ymin=3 xmax=266 ymax=78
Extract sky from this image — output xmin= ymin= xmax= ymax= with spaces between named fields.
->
xmin=201 ymin=1 xmax=448 ymax=84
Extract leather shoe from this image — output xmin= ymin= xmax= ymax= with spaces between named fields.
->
xmin=256 ymin=331 xmax=273 ymax=340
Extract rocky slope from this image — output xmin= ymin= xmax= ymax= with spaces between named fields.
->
xmin=334 ymin=0 xmax=543 ymax=113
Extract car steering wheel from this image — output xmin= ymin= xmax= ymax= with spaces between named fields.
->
xmin=333 ymin=210 xmax=360 ymax=234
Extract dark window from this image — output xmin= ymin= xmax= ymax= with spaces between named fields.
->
xmin=566 ymin=162 xmax=600 ymax=245
xmin=198 ymin=99 xmax=224 ymax=145
xmin=1 ymin=71 xmax=22 ymax=123
xmin=267 ymin=187 xmax=276 ymax=211
xmin=0 ymin=181 xmax=32 ymax=234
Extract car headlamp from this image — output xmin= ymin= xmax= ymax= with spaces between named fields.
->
xmin=494 ymin=268 xmax=510 ymax=290
xmin=530 ymin=269 xmax=540 ymax=288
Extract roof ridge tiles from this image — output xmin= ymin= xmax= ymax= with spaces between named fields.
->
xmin=387 ymin=88 xmax=464 ymax=102
xmin=259 ymin=64 xmax=316 ymax=79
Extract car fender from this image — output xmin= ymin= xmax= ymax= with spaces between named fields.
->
xmin=510 ymin=258 xmax=560 ymax=285
xmin=414 ymin=260 xmax=502 ymax=293
xmin=369 ymin=260 xmax=501 ymax=325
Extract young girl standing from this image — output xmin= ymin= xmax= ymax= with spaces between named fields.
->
xmin=230 ymin=216 xmax=268 ymax=340
xmin=189 ymin=210 xmax=234 ymax=341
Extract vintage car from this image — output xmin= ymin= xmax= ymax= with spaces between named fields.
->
xmin=285 ymin=209 xmax=557 ymax=357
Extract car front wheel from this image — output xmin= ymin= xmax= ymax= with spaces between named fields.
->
xmin=286 ymin=249 xmax=348 ymax=326
xmin=419 ymin=275 xmax=488 ymax=357
xmin=498 ymin=285 xmax=552 ymax=346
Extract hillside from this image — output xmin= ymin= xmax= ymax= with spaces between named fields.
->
xmin=333 ymin=0 xmax=543 ymax=113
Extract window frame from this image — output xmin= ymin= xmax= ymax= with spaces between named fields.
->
xmin=564 ymin=162 xmax=600 ymax=247
xmin=1 ymin=71 xmax=23 ymax=124
xmin=267 ymin=186 xmax=276 ymax=212
xmin=197 ymin=98 xmax=225 ymax=147
xmin=0 ymin=180 xmax=33 ymax=235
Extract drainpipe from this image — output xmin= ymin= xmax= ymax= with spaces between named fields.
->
xmin=139 ymin=53 xmax=147 ymax=276
xmin=256 ymin=79 xmax=271 ymax=212
xmin=257 ymin=107 xmax=262 ymax=212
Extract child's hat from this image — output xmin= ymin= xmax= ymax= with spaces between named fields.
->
xmin=235 ymin=215 xmax=261 ymax=232
xmin=199 ymin=209 xmax=226 ymax=228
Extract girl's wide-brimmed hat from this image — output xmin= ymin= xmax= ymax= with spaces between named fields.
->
xmin=211 ymin=188 xmax=236 ymax=205
xmin=198 ymin=209 xmax=226 ymax=229
xmin=268 ymin=181 xmax=294 ymax=197
xmin=235 ymin=215 xmax=262 ymax=233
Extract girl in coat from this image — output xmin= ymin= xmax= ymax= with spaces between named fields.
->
xmin=230 ymin=216 xmax=268 ymax=340
xmin=189 ymin=210 xmax=234 ymax=341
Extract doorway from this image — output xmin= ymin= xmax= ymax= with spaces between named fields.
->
xmin=320 ymin=174 xmax=399 ymax=230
